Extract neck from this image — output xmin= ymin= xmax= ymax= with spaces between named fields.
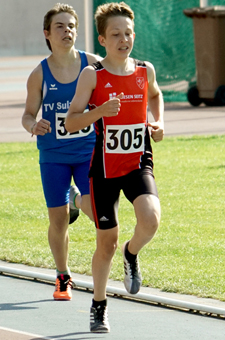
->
xmin=49 ymin=48 xmax=78 ymax=66
xmin=102 ymin=56 xmax=134 ymax=75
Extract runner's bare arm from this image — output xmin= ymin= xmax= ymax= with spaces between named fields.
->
xmin=146 ymin=61 xmax=164 ymax=142
xmin=22 ymin=64 xmax=51 ymax=136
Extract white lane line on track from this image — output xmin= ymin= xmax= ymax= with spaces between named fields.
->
xmin=0 ymin=326 xmax=56 ymax=340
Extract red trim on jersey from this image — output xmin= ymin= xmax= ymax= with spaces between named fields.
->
xmin=90 ymin=177 xmax=100 ymax=229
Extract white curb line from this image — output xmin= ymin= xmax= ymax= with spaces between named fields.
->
xmin=1 ymin=266 xmax=225 ymax=317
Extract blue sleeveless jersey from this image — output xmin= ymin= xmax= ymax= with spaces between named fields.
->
xmin=37 ymin=51 xmax=96 ymax=164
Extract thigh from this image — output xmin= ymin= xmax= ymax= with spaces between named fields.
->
xmin=80 ymin=194 xmax=93 ymax=220
xmin=72 ymin=160 xmax=91 ymax=196
xmin=40 ymin=163 xmax=72 ymax=208
xmin=90 ymin=177 xmax=121 ymax=230
xmin=123 ymin=168 xmax=158 ymax=203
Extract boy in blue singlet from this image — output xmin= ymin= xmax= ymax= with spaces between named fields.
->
xmin=66 ymin=1 xmax=164 ymax=333
xmin=22 ymin=3 xmax=101 ymax=301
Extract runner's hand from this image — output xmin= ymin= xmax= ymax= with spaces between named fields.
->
xmin=101 ymin=92 xmax=124 ymax=117
xmin=148 ymin=122 xmax=164 ymax=142
xmin=32 ymin=119 xmax=51 ymax=136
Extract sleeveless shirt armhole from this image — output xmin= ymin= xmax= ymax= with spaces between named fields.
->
xmin=78 ymin=50 xmax=88 ymax=69
xmin=40 ymin=59 xmax=47 ymax=97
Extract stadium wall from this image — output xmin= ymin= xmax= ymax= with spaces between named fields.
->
xmin=0 ymin=0 xmax=86 ymax=56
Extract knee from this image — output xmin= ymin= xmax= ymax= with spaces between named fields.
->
xmin=104 ymin=240 xmax=118 ymax=258
xmin=49 ymin=219 xmax=68 ymax=234
xmin=140 ymin=204 xmax=161 ymax=236
xmin=48 ymin=207 xmax=69 ymax=234
xmin=97 ymin=238 xmax=118 ymax=260
xmin=147 ymin=209 xmax=160 ymax=233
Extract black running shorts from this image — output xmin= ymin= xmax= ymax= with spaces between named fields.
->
xmin=90 ymin=168 xmax=158 ymax=230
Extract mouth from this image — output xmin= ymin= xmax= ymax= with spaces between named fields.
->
xmin=119 ymin=46 xmax=128 ymax=51
xmin=63 ymin=36 xmax=72 ymax=41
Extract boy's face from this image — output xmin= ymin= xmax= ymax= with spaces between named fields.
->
xmin=44 ymin=12 xmax=77 ymax=51
xmin=99 ymin=15 xmax=135 ymax=58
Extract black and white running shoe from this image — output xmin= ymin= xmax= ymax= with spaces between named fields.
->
xmin=122 ymin=241 xmax=142 ymax=294
xmin=90 ymin=305 xmax=110 ymax=333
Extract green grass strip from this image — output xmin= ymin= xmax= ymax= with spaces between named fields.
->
xmin=0 ymin=136 xmax=225 ymax=301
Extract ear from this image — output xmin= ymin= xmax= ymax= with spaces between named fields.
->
xmin=43 ymin=30 xmax=50 ymax=39
xmin=98 ymin=35 xmax=106 ymax=47
xmin=133 ymin=32 xmax=136 ymax=40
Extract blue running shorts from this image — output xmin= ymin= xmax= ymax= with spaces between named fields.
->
xmin=40 ymin=160 xmax=91 ymax=208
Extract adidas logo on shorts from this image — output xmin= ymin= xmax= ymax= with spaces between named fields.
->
xmin=99 ymin=216 xmax=109 ymax=222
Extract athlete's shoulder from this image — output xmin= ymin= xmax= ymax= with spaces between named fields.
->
xmin=85 ymin=51 xmax=103 ymax=65
xmin=134 ymin=59 xmax=155 ymax=81
xmin=27 ymin=62 xmax=43 ymax=87
xmin=134 ymin=59 xmax=146 ymax=67
xmin=78 ymin=64 xmax=97 ymax=89
xmin=31 ymin=62 xmax=43 ymax=76
xmin=143 ymin=60 xmax=156 ymax=79
xmin=138 ymin=59 xmax=155 ymax=74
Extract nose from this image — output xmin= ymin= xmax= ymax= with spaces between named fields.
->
xmin=120 ymin=34 xmax=127 ymax=43
xmin=65 ymin=26 xmax=71 ymax=33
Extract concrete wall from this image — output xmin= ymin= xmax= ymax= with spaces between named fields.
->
xmin=0 ymin=0 xmax=86 ymax=57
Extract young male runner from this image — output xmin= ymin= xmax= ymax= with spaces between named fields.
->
xmin=66 ymin=1 xmax=164 ymax=332
xmin=22 ymin=3 xmax=101 ymax=301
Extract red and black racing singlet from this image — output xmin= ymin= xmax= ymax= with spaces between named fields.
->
xmin=89 ymin=60 xmax=153 ymax=179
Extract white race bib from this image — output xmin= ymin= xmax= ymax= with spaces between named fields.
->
xmin=55 ymin=112 xmax=94 ymax=139
xmin=105 ymin=123 xmax=145 ymax=154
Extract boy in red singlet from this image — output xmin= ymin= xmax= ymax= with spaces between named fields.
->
xmin=65 ymin=1 xmax=164 ymax=333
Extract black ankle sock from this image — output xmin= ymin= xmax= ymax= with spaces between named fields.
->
xmin=92 ymin=299 xmax=107 ymax=308
xmin=125 ymin=242 xmax=137 ymax=263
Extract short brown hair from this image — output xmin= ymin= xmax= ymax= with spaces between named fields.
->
xmin=43 ymin=3 xmax=79 ymax=51
xmin=95 ymin=2 xmax=134 ymax=37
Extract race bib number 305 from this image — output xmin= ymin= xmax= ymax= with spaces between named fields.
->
xmin=105 ymin=123 xmax=145 ymax=154
xmin=55 ymin=112 xmax=94 ymax=139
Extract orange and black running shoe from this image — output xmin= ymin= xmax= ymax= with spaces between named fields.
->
xmin=53 ymin=274 xmax=72 ymax=300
